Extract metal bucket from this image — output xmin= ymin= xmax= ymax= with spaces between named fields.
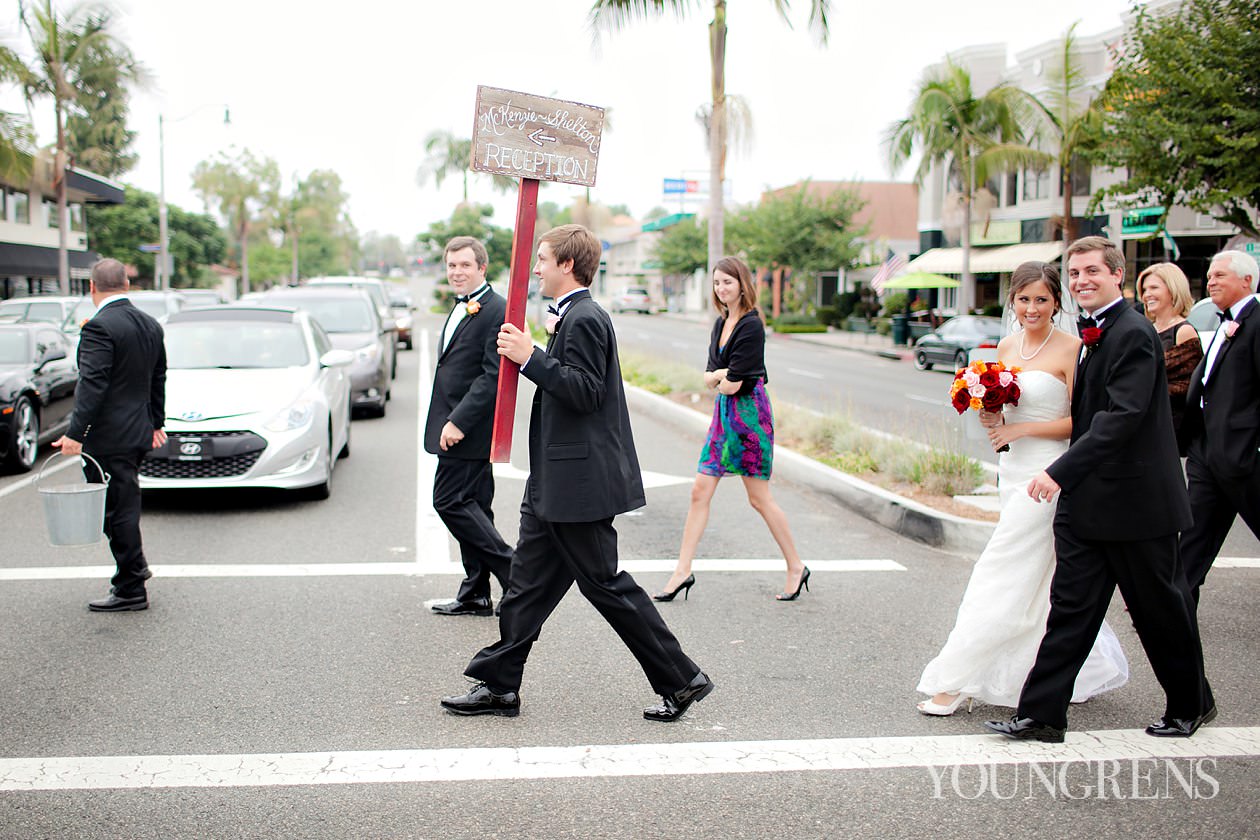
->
xmin=35 ymin=452 xmax=110 ymax=547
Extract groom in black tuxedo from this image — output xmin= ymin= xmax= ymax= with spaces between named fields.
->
xmin=1178 ymin=250 xmax=1260 ymax=604
xmin=986 ymin=236 xmax=1214 ymax=742
xmin=425 ymin=236 xmax=512 ymax=616
xmin=54 ymin=258 xmax=167 ymax=612
xmin=440 ymin=224 xmax=712 ymax=722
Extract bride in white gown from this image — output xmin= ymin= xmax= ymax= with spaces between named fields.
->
xmin=917 ymin=262 xmax=1129 ymax=715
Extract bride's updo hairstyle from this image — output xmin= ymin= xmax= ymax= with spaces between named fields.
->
xmin=1007 ymin=260 xmax=1063 ymax=316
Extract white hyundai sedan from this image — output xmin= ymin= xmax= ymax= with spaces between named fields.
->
xmin=139 ymin=306 xmax=353 ymax=499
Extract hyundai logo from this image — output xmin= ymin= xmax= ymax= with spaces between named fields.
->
xmin=179 ymin=442 xmax=202 ymax=456
xmin=179 ymin=411 xmax=204 ymax=421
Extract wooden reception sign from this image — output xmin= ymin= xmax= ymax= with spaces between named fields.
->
xmin=482 ymin=86 xmax=606 ymax=462
xmin=471 ymin=86 xmax=605 ymax=188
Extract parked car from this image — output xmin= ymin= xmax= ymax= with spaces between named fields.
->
xmin=0 ymin=295 xmax=82 ymax=326
xmin=178 ymin=289 xmax=226 ymax=308
xmin=305 ymin=277 xmax=399 ymax=375
xmin=61 ymin=290 xmax=188 ymax=343
xmin=913 ymin=315 xmax=1005 ymax=371
xmin=139 ymin=306 xmax=353 ymax=499
xmin=0 ymin=323 xmax=78 ymax=471
xmin=388 ymin=288 xmax=415 ymax=350
xmin=257 ymin=288 xmax=392 ymax=417
xmin=609 ymin=287 xmax=660 ymax=314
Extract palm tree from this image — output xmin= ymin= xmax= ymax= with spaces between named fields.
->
xmin=416 ymin=129 xmax=514 ymax=203
xmin=0 ymin=46 xmax=36 ymax=181
xmin=590 ymin=0 xmax=832 ymax=276
xmin=15 ymin=0 xmax=143 ymax=293
xmin=1027 ymin=22 xmax=1103 ymax=244
xmin=885 ymin=59 xmax=1046 ymax=311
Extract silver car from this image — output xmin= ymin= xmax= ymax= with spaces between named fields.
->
xmin=257 ymin=288 xmax=392 ymax=417
xmin=139 ymin=306 xmax=353 ymax=499
xmin=304 ymin=277 xmax=399 ymax=377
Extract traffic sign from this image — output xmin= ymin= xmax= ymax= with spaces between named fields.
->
xmin=138 ymin=243 xmax=161 ymax=253
xmin=471 ymin=86 xmax=605 ymax=188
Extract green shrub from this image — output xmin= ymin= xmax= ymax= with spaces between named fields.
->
xmin=834 ymin=291 xmax=859 ymax=321
xmin=880 ymin=292 xmax=908 ymax=317
xmin=815 ymin=305 xmax=839 ymax=326
xmin=773 ymin=323 xmax=829 ymax=334
xmin=772 ymin=311 xmax=819 ymax=326
xmin=982 ymin=303 xmax=1005 ymax=317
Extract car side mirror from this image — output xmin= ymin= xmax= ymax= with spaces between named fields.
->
xmin=320 ymin=349 xmax=355 ymax=368
xmin=37 ymin=348 xmax=67 ymax=369
xmin=381 ymin=317 xmax=397 ymax=332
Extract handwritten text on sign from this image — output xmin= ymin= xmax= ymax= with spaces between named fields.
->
xmin=471 ymin=86 xmax=605 ymax=188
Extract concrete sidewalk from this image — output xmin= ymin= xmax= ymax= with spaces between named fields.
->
xmin=656 ymin=310 xmax=913 ymax=361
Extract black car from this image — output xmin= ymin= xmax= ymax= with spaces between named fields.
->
xmin=913 ymin=315 xmax=1004 ymax=371
xmin=0 ymin=323 xmax=78 ymax=471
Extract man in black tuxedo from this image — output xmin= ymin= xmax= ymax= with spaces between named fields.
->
xmin=441 ymin=225 xmax=712 ymax=721
xmin=1179 ymin=249 xmax=1260 ymax=604
xmin=54 ymin=259 xmax=166 ymax=612
xmin=425 ymin=237 xmax=512 ymax=616
xmin=986 ymin=236 xmax=1213 ymax=742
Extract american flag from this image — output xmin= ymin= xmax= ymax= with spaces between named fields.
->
xmin=871 ymin=251 xmax=907 ymax=296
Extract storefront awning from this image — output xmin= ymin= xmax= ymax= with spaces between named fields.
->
xmin=905 ymin=242 xmax=1064 ymax=275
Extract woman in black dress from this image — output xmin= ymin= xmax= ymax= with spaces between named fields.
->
xmin=1137 ymin=262 xmax=1203 ymax=442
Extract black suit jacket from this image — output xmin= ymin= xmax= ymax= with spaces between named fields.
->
xmin=1046 ymin=303 xmax=1190 ymax=541
xmin=424 ymin=290 xmax=506 ymax=460
xmin=1181 ymin=296 xmax=1260 ymax=480
xmin=68 ymin=298 xmax=166 ymax=456
xmin=521 ymin=290 xmax=645 ymax=523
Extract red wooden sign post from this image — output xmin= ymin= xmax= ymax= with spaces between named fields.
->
xmin=472 ymin=86 xmax=605 ymax=463
xmin=489 ymin=177 xmax=538 ymax=463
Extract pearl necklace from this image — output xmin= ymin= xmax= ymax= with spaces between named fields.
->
xmin=1019 ymin=327 xmax=1054 ymax=360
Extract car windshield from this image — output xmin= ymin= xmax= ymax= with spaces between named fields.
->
xmin=280 ymin=297 xmax=375 ymax=333
xmin=62 ymin=299 xmax=93 ymax=332
xmin=131 ymin=297 xmax=171 ymax=318
xmin=0 ymin=332 xmax=29 ymax=364
xmin=165 ymin=322 xmax=310 ymax=369
xmin=0 ymin=302 xmax=25 ymax=317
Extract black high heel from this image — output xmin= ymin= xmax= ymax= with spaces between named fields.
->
xmin=653 ymin=574 xmax=695 ymax=602
xmin=776 ymin=566 xmax=810 ymax=601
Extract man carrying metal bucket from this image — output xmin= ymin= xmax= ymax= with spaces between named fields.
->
xmin=54 ymin=259 xmax=167 ymax=612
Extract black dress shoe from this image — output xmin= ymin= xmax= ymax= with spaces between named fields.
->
xmin=440 ymin=683 xmax=520 ymax=717
xmin=431 ymin=598 xmax=493 ymax=617
xmin=88 ymin=592 xmax=148 ymax=612
xmin=643 ymin=672 xmax=715 ymax=722
xmin=1146 ymin=705 xmax=1218 ymax=738
xmin=983 ymin=716 xmax=1066 ymax=743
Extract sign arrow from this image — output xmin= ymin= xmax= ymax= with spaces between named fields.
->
xmin=528 ymin=128 xmax=558 ymax=146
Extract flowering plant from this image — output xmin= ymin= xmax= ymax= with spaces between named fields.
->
xmin=1224 ymin=320 xmax=1240 ymax=340
xmin=465 ymin=300 xmax=481 ymax=316
xmin=951 ymin=361 xmax=1021 ymax=452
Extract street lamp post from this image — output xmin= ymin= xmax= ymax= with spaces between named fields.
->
xmin=157 ymin=105 xmax=230 ymax=291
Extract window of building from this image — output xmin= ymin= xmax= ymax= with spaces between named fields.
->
xmin=0 ymin=188 xmax=6 ymax=220
xmin=68 ymin=203 xmax=85 ymax=232
xmin=1057 ymin=157 xmax=1091 ymax=198
xmin=44 ymin=199 xmax=58 ymax=228
xmin=12 ymin=190 xmax=29 ymax=224
xmin=1022 ymin=165 xmax=1051 ymax=201
xmin=1005 ymin=172 xmax=1018 ymax=207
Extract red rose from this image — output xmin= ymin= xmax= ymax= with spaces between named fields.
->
xmin=1081 ymin=327 xmax=1103 ymax=346
xmin=981 ymin=388 xmax=1006 ymax=411
xmin=1006 ymin=383 xmax=1020 ymax=406
xmin=978 ymin=369 xmax=1000 ymax=388
xmin=951 ymin=388 xmax=972 ymax=414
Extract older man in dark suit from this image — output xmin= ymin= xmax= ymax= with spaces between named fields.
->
xmin=986 ymin=236 xmax=1213 ymax=742
xmin=440 ymin=225 xmax=712 ymax=722
xmin=425 ymin=236 xmax=512 ymax=616
xmin=54 ymin=258 xmax=167 ymax=612
xmin=1179 ymin=249 xmax=1260 ymax=604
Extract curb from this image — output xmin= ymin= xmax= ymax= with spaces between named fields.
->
xmin=625 ymin=385 xmax=995 ymax=557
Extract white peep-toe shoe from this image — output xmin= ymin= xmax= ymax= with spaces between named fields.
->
xmin=917 ymin=693 xmax=974 ymax=716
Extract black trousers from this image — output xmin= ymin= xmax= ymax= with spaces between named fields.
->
xmin=464 ymin=499 xmax=700 ymax=697
xmin=1180 ymin=438 xmax=1260 ymax=603
xmin=84 ymin=448 xmax=150 ymax=597
xmin=433 ymin=457 xmax=511 ymax=603
xmin=1018 ymin=507 xmax=1212 ymax=730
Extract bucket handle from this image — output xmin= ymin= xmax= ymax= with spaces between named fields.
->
xmin=34 ymin=450 xmax=110 ymax=490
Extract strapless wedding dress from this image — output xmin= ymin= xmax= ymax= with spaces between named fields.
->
xmin=918 ymin=370 xmax=1129 ymax=707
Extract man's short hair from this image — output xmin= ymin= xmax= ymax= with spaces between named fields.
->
xmin=1212 ymin=249 xmax=1260 ymax=293
xmin=91 ymin=258 xmax=128 ymax=293
xmin=540 ymin=224 xmax=601 ymax=287
xmin=444 ymin=236 xmax=488 ymax=269
xmin=1065 ymin=235 xmax=1125 ymax=275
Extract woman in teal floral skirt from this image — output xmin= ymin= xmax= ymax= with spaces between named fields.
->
xmin=654 ymin=257 xmax=808 ymax=603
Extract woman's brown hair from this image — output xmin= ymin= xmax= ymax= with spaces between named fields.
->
xmin=711 ymin=256 xmax=758 ymax=315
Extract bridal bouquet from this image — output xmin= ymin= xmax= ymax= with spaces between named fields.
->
xmin=950 ymin=361 xmax=1021 ymax=451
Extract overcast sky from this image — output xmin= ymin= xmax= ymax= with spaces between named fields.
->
xmin=9 ymin=0 xmax=1138 ymax=243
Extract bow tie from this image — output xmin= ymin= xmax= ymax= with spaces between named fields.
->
xmin=455 ymin=294 xmax=471 ymax=303
xmin=1218 ymin=310 xmax=1230 ymax=324
xmin=1078 ymin=315 xmax=1097 ymax=330
xmin=547 ymin=304 xmax=560 ymax=316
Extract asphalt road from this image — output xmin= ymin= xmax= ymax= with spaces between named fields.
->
xmin=0 ymin=296 xmax=1256 ymax=839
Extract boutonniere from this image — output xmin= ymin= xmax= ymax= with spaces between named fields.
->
xmin=544 ymin=314 xmax=560 ymax=335
xmin=464 ymin=300 xmax=481 ymax=316
xmin=78 ymin=317 xmax=90 ymax=328
xmin=1224 ymin=320 xmax=1240 ymax=340
xmin=1080 ymin=326 xmax=1102 ymax=359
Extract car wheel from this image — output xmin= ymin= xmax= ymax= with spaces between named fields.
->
xmin=914 ymin=351 xmax=932 ymax=371
xmin=5 ymin=396 xmax=39 ymax=472
xmin=306 ymin=424 xmax=334 ymax=500
xmin=338 ymin=409 xmax=351 ymax=459
xmin=954 ymin=350 xmax=969 ymax=370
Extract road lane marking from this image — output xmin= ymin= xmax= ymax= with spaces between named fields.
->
xmin=1 ymin=727 xmax=1255 ymax=791
xmin=1216 ymin=557 xmax=1260 ymax=568
xmin=493 ymin=462 xmax=691 ymax=490
xmin=415 ymin=329 xmax=451 ymax=565
xmin=904 ymin=393 xmax=941 ymax=406
xmin=0 ymin=559 xmax=907 ymax=580
xmin=786 ymin=367 xmax=824 ymax=380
